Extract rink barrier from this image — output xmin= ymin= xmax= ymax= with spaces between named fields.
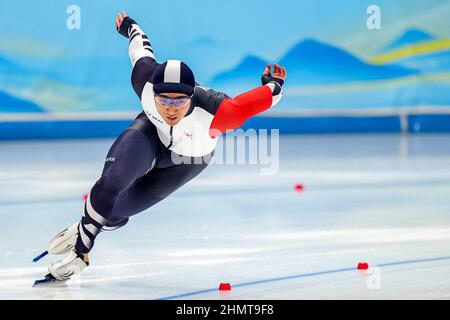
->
xmin=0 ymin=110 xmax=450 ymax=139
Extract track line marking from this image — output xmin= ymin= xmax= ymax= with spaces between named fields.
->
xmin=156 ymin=255 xmax=450 ymax=300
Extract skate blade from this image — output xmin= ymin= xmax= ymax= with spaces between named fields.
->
xmin=32 ymin=274 xmax=65 ymax=287
xmin=32 ymin=250 xmax=48 ymax=263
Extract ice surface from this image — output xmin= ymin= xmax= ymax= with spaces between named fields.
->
xmin=0 ymin=134 xmax=450 ymax=299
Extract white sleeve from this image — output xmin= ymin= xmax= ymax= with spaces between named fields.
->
xmin=127 ymin=23 xmax=157 ymax=67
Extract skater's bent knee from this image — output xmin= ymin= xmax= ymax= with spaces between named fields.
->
xmin=94 ymin=175 xmax=130 ymax=197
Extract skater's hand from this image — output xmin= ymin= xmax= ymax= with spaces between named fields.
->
xmin=264 ymin=64 xmax=287 ymax=81
xmin=261 ymin=63 xmax=287 ymax=86
xmin=115 ymin=11 xmax=128 ymax=32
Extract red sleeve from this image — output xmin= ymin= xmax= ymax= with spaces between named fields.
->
xmin=209 ymin=85 xmax=273 ymax=138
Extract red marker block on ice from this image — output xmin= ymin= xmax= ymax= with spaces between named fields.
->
xmin=357 ymin=262 xmax=369 ymax=270
xmin=82 ymin=193 xmax=88 ymax=202
xmin=294 ymin=184 xmax=304 ymax=192
xmin=219 ymin=283 xmax=231 ymax=291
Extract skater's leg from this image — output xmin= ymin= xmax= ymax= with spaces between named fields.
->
xmin=75 ymin=117 xmax=158 ymax=254
xmin=107 ymin=157 xmax=210 ymax=223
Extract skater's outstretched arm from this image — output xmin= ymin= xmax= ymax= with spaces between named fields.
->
xmin=116 ymin=11 xmax=160 ymax=99
xmin=208 ymin=64 xmax=287 ymax=138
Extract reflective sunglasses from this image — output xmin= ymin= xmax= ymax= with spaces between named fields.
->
xmin=154 ymin=94 xmax=192 ymax=108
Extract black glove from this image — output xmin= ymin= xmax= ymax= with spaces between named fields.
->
xmin=261 ymin=73 xmax=284 ymax=87
xmin=118 ymin=16 xmax=137 ymax=38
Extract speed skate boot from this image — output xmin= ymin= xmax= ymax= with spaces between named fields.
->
xmin=48 ymin=250 xmax=88 ymax=281
xmin=48 ymin=222 xmax=80 ymax=255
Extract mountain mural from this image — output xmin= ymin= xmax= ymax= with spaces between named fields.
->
xmin=0 ymin=53 xmax=137 ymax=113
xmin=394 ymin=49 xmax=450 ymax=72
xmin=209 ymin=39 xmax=419 ymax=89
xmin=2 ymin=23 xmax=450 ymax=114
xmin=1 ymin=0 xmax=450 ymax=115
xmin=210 ymin=55 xmax=267 ymax=88
xmin=0 ymin=90 xmax=44 ymax=112
xmin=207 ymin=29 xmax=450 ymax=110
xmin=0 ymin=55 xmax=39 ymax=88
xmin=279 ymin=39 xmax=418 ymax=84
xmin=383 ymin=29 xmax=434 ymax=51
xmin=0 ymin=55 xmax=46 ymax=111
xmin=372 ymin=28 xmax=450 ymax=73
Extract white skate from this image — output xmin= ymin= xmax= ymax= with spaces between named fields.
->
xmin=33 ymin=251 xmax=88 ymax=286
xmin=32 ymin=222 xmax=79 ymax=262
xmin=48 ymin=222 xmax=79 ymax=255
xmin=48 ymin=251 xmax=88 ymax=281
xmin=33 ymin=219 xmax=122 ymax=264
xmin=32 ymin=222 xmax=85 ymax=285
